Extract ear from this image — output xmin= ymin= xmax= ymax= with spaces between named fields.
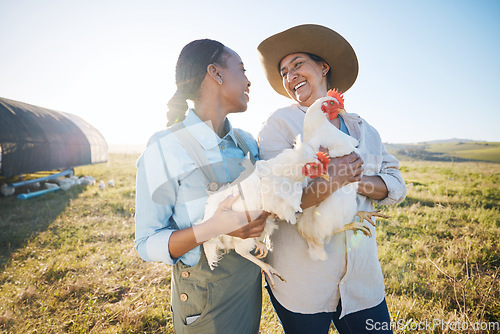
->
xmin=207 ymin=64 xmax=222 ymax=84
xmin=321 ymin=62 xmax=330 ymax=77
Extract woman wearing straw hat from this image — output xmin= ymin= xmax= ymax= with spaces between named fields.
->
xmin=136 ymin=39 xmax=269 ymax=333
xmin=257 ymin=24 xmax=406 ymax=333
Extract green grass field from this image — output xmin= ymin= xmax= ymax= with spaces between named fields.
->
xmin=0 ymin=154 xmax=499 ymax=333
xmin=386 ymin=141 xmax=500 ymax=163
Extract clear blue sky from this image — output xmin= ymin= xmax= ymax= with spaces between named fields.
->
xmin=1 ymin=0 xmax=499 ymax=145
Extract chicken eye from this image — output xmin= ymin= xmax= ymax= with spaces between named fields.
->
xmin=330 ymin=101 xmax=335 ymax=105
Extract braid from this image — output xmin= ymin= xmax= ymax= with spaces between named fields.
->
xmin=166 ymin=39 xmax=228 ymax=126
xmin=166 ymin=90 xmax=189 ymax=126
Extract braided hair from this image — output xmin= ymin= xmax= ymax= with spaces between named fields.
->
xmin=167 ymin=39 xmax=228 ymax=126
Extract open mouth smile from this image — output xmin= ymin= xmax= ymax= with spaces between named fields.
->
xmin=294 ymin=81 xmax=306 ymax=91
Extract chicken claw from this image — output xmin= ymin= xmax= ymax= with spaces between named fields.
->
xmin=261 ymin=265 xmax=287 ymax=289
xmin=356 ymin=210 xmax=390 ymax=226
xmin=239 ymin=253 xmax=286 ymax=289
xmin=254 ymin=242 xmax=268 ymax=259
xmin=343 ymin=221 xmax=373 ymax=238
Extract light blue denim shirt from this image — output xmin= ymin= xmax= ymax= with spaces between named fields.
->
xmin=135 ymin=109 xmax=258 ymax=267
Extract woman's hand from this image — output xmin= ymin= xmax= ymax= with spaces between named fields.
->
xmin=300 ymin=151 xmax=364 ymax=209
xmin=198 ymin=193 xmax=269 ymax=240
xmin=227 ymin=211 xmax=270 ymax=239
xmin=326 ymin=151 xmax=364 ymax=189
xmin=169 ymin=194 xmax=269 ymax=259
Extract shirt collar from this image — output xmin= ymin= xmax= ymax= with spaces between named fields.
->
xmin=182 ymin=109 xmax=237 ymax=150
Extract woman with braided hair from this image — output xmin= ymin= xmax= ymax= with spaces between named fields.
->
xmin=135 ymin=39 xmax=268 ymax=333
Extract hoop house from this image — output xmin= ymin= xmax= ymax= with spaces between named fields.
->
xmin=0 ymin=97 xmax=108 ymax=178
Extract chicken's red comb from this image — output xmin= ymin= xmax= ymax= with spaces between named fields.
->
xmin=327 ymin=89 xmax=345 ymax=105
xmin=316 ymin=151 xmax=331 ymax=169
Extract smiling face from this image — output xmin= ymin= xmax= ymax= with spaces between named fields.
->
xmin=219 ymin=47 xmax=251 ymax=113
xmin=279 ymin=53 xmax=330 ymax=107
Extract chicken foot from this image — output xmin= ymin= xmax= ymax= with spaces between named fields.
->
xmin=341 ymin=210 xmax=390 ymax=238
xmin=341 ymin=221 xmax=373 ymax=237
xmin=254 ymin=241 xmax=268 ymax=259
xmin=238 ymin=252 xmax=286 ymax=289
xmin=356 ymin=210 xmax=389 ymax=226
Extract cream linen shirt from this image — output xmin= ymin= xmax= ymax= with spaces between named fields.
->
xmin=258 ymin=104 xmax=406 ymax=318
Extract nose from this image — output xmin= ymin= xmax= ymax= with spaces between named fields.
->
xmin=286 ymin=69 xmax=298 ymax=83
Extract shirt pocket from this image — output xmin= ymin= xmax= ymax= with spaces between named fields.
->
xmin=361 ymin=153 xmax=383 ymax=176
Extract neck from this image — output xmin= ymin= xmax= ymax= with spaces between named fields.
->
xmin=299 ymin=87 xmax=328 ymax=108
xmin=329 ymin=116 xmax=341 ymax=129
xmin=193 ymin=99 xmax=228 ymax=138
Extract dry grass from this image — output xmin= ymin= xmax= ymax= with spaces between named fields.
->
xmin=0 ymin=155 xmax=498 ymax=333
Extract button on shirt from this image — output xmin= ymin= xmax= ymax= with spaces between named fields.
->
xmin=135 ymin=109 xmax=259 ymax=267
xmin=258 ymin=104 xmax=406 ymax=318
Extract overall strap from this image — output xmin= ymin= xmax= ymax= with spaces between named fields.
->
xmin=172 ymin=122 xmax=220 ymax=191
xmin=172 ymin=122 xmax=256 ymax=223
xmin=171 ymin=122 xmax=256 ymax=191
xmin=233 ymin=130 xmax=256 ymax=165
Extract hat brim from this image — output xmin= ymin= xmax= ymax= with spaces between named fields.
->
xmin=257 ymin=24 xmax=358 ymax=98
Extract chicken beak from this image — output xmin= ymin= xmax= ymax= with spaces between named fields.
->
xmin=321 ymin=174 xmax=330 ymax=181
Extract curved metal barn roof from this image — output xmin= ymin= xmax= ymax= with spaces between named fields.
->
xmin=0 ymin=97 xmax=108 ymax=178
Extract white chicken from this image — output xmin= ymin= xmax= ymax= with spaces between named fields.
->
xmin=298 ymin=89 xmax=388 ymax=261
xmin=197 ymin=136 xmax=329 ymax=287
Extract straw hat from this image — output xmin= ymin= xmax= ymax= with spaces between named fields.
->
xmin=257 ymin=24 xmax=358 ymax=98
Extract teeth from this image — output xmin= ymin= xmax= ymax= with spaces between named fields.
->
xmin=295 ymin=82 xmax=306 ymax=91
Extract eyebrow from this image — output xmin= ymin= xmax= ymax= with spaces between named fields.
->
xmin=280 ymin=56 xmax=303 ymax=74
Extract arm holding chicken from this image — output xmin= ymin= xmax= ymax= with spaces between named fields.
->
xmin=301 ymin=153 xmax=389 ymax=222
xmin=168 ymin=194 xmax=268 ymax=259
xmin=358 ymin=175 xmax=388 ymax=200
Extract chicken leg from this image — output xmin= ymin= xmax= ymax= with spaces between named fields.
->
xmin=334 ymin=210 xmax=390 ymax=238
xmin=238 ymin=252 xmax=286 ymax=288
xmin=254 ymin=241 xmax=269 ymax=259
xmin=356 ymin=210 xmax=389 ymax=226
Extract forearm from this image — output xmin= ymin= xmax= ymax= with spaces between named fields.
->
xmin=300 ymin=178 xmax=341 ymax=210
xmin=168 ymin=217 xmax=226 ymax=259
xmin=358 ymin=175 xmax=388 ymax=200
xmin=168 ymin=227 xmax=203 ymax=260
xmin=168 ymin=205 xmax=266 ymax=259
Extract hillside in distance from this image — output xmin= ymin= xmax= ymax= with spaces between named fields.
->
xmin=385 ymin=140 xmax=500 ymax=163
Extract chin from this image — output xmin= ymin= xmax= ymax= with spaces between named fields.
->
xmin=229 ymin=104 xmax=248 ymax=114
xmin=291 ymin=93 xmax=309 ymax=105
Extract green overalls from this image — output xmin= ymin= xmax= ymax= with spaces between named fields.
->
xmin=171 ymin=248 xmax=262 ymax=333
xmin=170 ymin=124 xmax=262 ymax=333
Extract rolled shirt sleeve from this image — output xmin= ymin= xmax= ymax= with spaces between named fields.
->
xmin=375 ymin=145 xmax=407 ymax=206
